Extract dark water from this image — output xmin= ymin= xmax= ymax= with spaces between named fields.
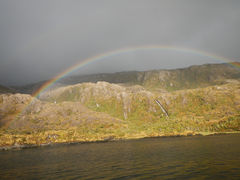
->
xmin=0 ymin=134 xmax=240 ymax=179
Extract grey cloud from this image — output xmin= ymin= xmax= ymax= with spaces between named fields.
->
xmin=0 ymin=0 xmax=240 ymax=85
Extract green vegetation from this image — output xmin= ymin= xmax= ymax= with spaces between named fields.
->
xmin=0 ymin=63 xmax=240 ymax=148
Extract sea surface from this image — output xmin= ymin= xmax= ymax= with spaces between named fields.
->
xmin=0 ymin=134 xmax=240 ymax=179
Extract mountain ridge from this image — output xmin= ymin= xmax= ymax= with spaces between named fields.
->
xmin=14 ymin=62 xmax=240 ymax=94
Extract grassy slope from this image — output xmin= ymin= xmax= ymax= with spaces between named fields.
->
xmin=0 ymin=63 xmax=240 ymax=147
xmin=0 ymin=94 xmax=126 ymax=146
xmin=42 ymin=80 xmax=240 ymax=134
xmin=0 ymin=80 xmax=234 ymax=147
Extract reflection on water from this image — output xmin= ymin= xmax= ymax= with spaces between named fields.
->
xmin=0 ymin=134 xmax=240 ymax=179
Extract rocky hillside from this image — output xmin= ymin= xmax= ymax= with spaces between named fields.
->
xmin=139 ymin=63 xmax=240 ymax=91
xmin=15 ymin=63 xmax=240 ymax=94
xmin=63 ymin=63 xmax=240 ymax=91
xmin=0 ymin=63 xmax=240 ymax=148
xmin=40 ymin=80 xmax=240 ymax=132
xmin=0 ymin=93 xmax=125 ymax=147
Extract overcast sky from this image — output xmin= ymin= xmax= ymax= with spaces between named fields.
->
xmin=0 ymin=0 xmax=240 ymax=86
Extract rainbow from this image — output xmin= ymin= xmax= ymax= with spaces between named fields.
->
xmin=8 ymin=45 xmax=239 ymax=126
xmin=32 ymin=45 xmax=239 ymax=98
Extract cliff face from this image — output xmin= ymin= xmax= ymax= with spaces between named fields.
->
xmin=0 ymin=63 xmax=240 ymax=147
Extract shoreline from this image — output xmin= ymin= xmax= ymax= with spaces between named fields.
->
xmin=1 ymin=131 xmax=239 ymax=151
